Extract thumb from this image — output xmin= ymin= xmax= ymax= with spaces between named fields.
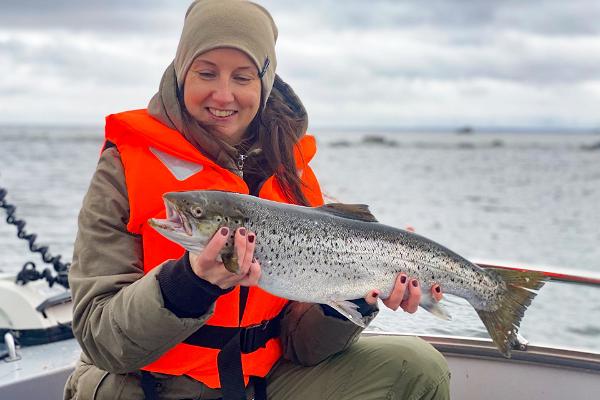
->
xmin=364 ymin=289 xmax=380 ymax=305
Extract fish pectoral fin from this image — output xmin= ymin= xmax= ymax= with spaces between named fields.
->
xmin=420 ymin=295 xmax=452 ymax=321
xmin=221 ymin=252 xmax=240 ymax=274
xmin=327 ymin=300 xmax=367 ymax=328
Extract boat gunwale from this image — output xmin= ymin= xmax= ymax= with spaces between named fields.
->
xmin=364 ymin=331 xmax=600 ymax=374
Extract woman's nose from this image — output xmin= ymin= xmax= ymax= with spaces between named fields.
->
xmin=211 ymin=78 xmax=235 ymax=104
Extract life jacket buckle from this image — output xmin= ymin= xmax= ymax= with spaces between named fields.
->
xmin=240 ymin=320 xmax=271 ymax=353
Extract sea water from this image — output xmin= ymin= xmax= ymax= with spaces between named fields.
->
xmin=1 ymin=126 xmax=599 ymax=352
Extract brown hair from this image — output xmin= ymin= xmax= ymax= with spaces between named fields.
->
xmin=249 ymin=77 xmax=311 ymax=207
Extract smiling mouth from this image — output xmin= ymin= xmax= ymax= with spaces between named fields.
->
xmin=207 ymin=108 xmax=237 ymax=118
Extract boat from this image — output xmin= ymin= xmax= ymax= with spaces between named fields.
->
xmin=1 ymin=262 xmax=599 ymax=399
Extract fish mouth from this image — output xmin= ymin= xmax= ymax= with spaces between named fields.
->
xmin=149 ymin=198 xmax=193 ymax=236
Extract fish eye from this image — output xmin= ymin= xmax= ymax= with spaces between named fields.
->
xmin=191 ymin=206 xmax=203 ymax=218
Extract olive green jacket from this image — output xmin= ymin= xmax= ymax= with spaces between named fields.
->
xmin=63 ymin=145 xmax=376 ymax=399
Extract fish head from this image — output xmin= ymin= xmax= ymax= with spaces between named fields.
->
xmin=148 ymin=190 xmax=246 ymax=255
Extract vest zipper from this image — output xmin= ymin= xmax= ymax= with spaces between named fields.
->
xmin=236 ymin=153 xmax=247 ymax=177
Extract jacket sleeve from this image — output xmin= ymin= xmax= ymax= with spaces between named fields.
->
xmin=69 ymin=147 xmax=216 ymax=374
xmin=279 ymin=302 xmax=378 ymax=366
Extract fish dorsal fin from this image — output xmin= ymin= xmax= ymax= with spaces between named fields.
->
xmin=318 ymin=203 xmax=378 ymax=222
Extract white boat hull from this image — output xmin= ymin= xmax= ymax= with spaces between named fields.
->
xmin=2 ymin=333 xmax=600 ymax=399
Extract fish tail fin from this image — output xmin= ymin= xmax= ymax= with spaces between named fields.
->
xmin=476 ymin=268 xmax=546 ymax=357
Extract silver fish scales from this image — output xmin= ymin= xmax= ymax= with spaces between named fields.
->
xmin=149 ymin=190 xmax=546 ymax=357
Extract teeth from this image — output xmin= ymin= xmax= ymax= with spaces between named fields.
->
xmin=209 ymin=108 xmax=235 ymax=118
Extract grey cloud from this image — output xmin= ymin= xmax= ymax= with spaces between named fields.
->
xmin=0 ymin=33 xmax=169 ymax=93
xmin=367 ymin=48 xmax=600 ymax=85
xmin=3 ymin=1 xmax=600 ymax=36
xmin=0 ymin=0 xmax=184 ymax=32
xmin=262 ymin=0 xmax=600 ymax=36
xmin=1 ymin=0 xmax=598 ymax=127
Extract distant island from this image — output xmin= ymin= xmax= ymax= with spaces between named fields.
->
xmin=455 ymin=126 xmax=474 ymax=134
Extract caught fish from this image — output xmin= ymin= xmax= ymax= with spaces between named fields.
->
xmin=149 ymin=190 xmax=546 ymax=357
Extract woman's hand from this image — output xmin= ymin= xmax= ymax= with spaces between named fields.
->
xmin=189 ymin=226 xmax=261 ymax=290
xmin=365 ymin=274 xmax=443 ymax=313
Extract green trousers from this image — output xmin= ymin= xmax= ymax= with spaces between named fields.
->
xmin=65 ymin=336 xmax=450 ymax=399
xmin=266 ymin=336 xmax=451 ymax=400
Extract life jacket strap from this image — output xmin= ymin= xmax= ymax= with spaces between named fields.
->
xmin=140 ymin=309 xmax=285 ymax=400
xmin=183 ymin=308 xmax=284 ymax=353
xmin=188 ymin=309 xmax=285 ymax=400
xmin=140 ymin=370 xmax=160 ymax=400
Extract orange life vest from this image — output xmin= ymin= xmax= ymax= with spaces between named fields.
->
xmin=104 ymin=109 xmax=323 ymax=388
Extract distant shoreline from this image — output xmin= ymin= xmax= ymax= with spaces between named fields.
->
xmin=0 ymin=124 xmax=598 ymax=136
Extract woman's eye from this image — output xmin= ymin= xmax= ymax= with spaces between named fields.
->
xmin=234 ymin=75 xmax=252 ymax=83
xmin=197 ymin=71 xmax=215 ymax=79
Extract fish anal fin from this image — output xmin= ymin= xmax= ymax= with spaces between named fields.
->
xmin=327 ymin=300 xmax=366 ymax=328
xmin=420 ymin=294 xmax=452 ymax=321
xmin=318 ymin=203 xmax=378 ymax=222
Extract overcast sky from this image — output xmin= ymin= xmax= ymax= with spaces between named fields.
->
xmin=1 ymin=0 xmax=599 ymax=130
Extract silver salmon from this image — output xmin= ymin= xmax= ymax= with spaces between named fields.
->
xmin=149 ymin=190 xmax=546 ymax=357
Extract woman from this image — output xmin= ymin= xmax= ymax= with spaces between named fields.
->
xmin=64 ymin=1 xmax=450 ymax=399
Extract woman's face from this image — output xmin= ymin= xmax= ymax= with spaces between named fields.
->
xmin=183 ymin=48 xmax=261 ymax=146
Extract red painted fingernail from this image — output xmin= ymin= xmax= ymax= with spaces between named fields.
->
xmin=371 ymin=291 xmax=379 ymax=298
xmin=220 ymin=227 xmax=229 ymax=236
xmin=412 ymin=280 xmax=419 ymax=287
xmin=400 ymin=275 xmax=407 ymax=284
xmin=248 ymin=234 xmax=255 ymax=243
xmin=435 ymin=286 xmax=441 ymax=293
xmin=239 ymin=228 xmax=246 ymax=236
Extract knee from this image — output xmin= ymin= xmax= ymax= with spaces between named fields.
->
xmin=401 ymin=336 xmax=449 ymax=379
xmin=359 ymin=336 xmax=450 ymax=399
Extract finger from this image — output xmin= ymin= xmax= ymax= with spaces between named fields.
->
xmin=200 ymin=227 xmax=230 ymax=262
xmin=431 ymin=283 xmax=443 ymax=302
xmin=241 ymin=231 xmax=257 ymax=273
xmin=239 ymin=258 xmax=261 ymax=287
xmin=402 ymin=279 xmax=421 ymax=314
xmin=234 ymin=227 xmax=249 ymax=275
xmin=382 ymin=274 xmax=408 ymax=311
xmin=365 ymin=289 xmax=380 ymax=306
